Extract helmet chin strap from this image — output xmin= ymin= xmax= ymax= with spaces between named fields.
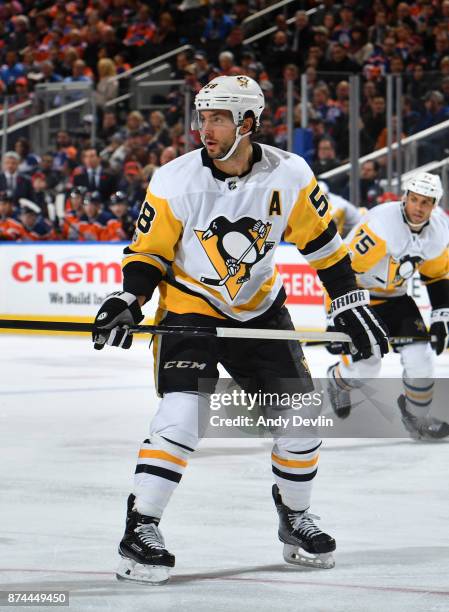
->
xmin=202 ymin=126 xmax=251 ymax=162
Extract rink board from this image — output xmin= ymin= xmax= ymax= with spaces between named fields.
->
xmin=0 ymin=242 xmax=431 ymax=329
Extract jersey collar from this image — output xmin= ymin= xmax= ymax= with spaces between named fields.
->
xmin=201 ymin=143 xmax=262 ymax=181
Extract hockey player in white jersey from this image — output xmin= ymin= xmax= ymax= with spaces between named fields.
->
xmin=318 ymin=181 xmax=362 ymax=237
xmin=92 ymin=75 xmax=388 ymax=584
xmin=327 ymin=172 xmax=449 ymax=440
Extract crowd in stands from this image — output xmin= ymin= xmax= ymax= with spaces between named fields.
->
xmin=1 ymin=0 xmax=449 ymax=241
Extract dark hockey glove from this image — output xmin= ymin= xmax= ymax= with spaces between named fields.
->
xmin=324 ymin=315 xmax=346 ymax=354
xmin=330 ymin=290 xmax=389 ymax=360
xmin=325 ymin=324 xmax=347 ymax=354
xmin=429 ymin=308 xmax=449 ymax=355
xmin=92 ymin=291 xmax=144 ymax=350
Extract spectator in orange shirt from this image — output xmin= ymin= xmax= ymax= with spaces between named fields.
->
xmin=76 ymin=191 xmax=112 ymax=241
xmin=0 ymin=191 xmax=23 ymax=241
xmin=118 ymin=161 xmax=146 ymax=211
xmin=124 ymin=5 xmax=156 ymax=62
xmin=62 ymin=187 xmax=86 ymax=240
xmin=65 ymin=186 xmax=86 ymax=212
xmin=124 ymin=5 xmax=156 ymax=47
xmin=113 ymin=52 xmax=131 ymax=75
xmin=18 ymin=201 xmax=56 ymax=241
xmin=105 ymin=191 xmax=137 ymax=241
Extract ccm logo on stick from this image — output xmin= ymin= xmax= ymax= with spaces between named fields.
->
xmin=163 ymin=361 xmax=207 ymax=370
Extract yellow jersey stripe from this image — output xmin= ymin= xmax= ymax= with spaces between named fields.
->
xmin=347 ymin=223 xmax=387 ymax=273
xmin=122 ymin=253 xmax=166 ymax=274
xmin=421 ymin=275 xmax=449 ymax=285
xmin=171 ymin=263 xmax=280 ymax=315
xmin=284 ymin=177 xmax=334 ymax=249
xmin=308 ymin=243 xmax=348 ymax=270
xmin=131 ymin=189 xmax=183 ymax=263
xmin=172 ymin=263 xmax=227 ymax=304
xmin=232 ymin=271 xmax=279 ymax=313
xmin=159 ymin=281 xmax=226 ymax=319
xmin=418 ymin=247 xmax=449 ymax=280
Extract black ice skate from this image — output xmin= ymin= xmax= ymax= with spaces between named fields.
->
xmin=327 ymin=364 xmax=352 ymax=419
xmin=397 ymin=395 xmax=449 ymax=441
xmin=116 ymin=494 xmax=175 ymax=584
xmin=272 ymin=485 xmax=335 ymax=569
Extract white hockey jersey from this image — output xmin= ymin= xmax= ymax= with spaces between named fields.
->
xmin=122 ymin=144 xmax=348 ymax=321
xmin=345 ymin=201 xmax=449 ymax=299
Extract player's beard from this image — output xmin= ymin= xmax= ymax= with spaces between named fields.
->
xmin=206 ymin=140 xmax=234 ymax=160
xmin=202 ymin=132 xmax=236 ymax=160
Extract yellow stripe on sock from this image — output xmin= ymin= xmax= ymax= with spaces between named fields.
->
xmin=271 ymin=452 xmax=319 ymax=469
xmin=405 ymin=389 xmax=433 ymax=401
xmin=138 ymin=449 xmax=187 ymax=468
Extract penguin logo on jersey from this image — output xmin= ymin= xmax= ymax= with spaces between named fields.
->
xmin=195 ymin=216 xmax=275 ymax=299
xmin=392 ymin=254 xmax=423 ymax=285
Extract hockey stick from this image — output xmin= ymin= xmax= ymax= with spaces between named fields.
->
xmin=0 ymin=319 xmax=438 ymax=345
xmin=200 ymin=227 xmax=268 ymax=286
xmin=303 ymin=335 xmax=437 ymax=347
xmin=0 ymin=318 xmax=350 ymax=342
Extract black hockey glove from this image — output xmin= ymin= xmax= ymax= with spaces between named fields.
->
xmin=92 ymin=291 xmax=144 ymax=350
xmin=429 ymin=308 xmax=449 ymax=355
xmin=325 ymin=324 xmax=347 ymax=354
xmin=330 ymin=290 xmax=389 ymax=360
xmin=324 ymin=314 xmax=347 ymax=354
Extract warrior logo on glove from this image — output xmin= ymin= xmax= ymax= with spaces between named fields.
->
xmin=330 ymin=289 xmax=389 ymax=360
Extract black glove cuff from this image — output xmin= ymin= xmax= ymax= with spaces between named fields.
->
xmin=128 ymin=298 xmax=144 ymax=324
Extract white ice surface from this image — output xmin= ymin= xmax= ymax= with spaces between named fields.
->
xmin=0 ymin=335 xmax=448 ymax=612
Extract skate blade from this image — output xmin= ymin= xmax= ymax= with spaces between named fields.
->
xmin=116 ymin=557 xmax=170 ymax=585
xmin=402 ymin=422 xmax=449 ymax=441
xmin=283 ymin=544 xmax=335 ymax=569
